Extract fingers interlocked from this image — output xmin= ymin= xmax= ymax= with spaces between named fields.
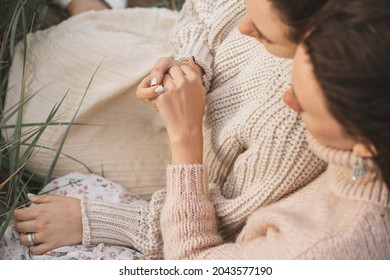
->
xmin=136 ymin=57 xmax=204 ymax=112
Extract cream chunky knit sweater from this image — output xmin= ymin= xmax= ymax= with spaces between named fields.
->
xmin=81 ymin=0 xmax=326 ymax=257
xmin=161 ymin=134 xmax=390 ymax=259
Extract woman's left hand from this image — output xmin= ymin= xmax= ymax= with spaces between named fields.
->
xmin=13 ymin=195 xmax=83 ymax=255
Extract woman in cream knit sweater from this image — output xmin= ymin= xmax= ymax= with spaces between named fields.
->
xmin=8 ymin=0 xmax=328 ymax=258
xmin=157 ymin=0 xmax=390 ymax=259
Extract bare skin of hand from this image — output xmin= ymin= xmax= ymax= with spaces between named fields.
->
xmin=154 ymin=58 xmax=206 ymax=164
xmin=67 ymin=0 xmax=109 ymax=16
xmin=13 ymin=195 xmax=83 ymax=255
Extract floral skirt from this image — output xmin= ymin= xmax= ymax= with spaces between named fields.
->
xmin=0 ymin=173 xmax=144 ymax=260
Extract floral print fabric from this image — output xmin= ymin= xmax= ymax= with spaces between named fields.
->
xmin=0 ymin=172 xmax=144 ymax=260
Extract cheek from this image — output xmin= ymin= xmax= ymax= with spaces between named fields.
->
xmin=302 ymin=115 xmax=356 ymax=150
xmin=304 ymin=120 xmax=331 ymax=143
xmin=265 ymin=44 xmax=296 ymax=59
xmin=301 ymin=115 xmax=335 ymax=145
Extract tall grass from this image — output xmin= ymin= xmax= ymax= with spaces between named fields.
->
xmin=0 ymin=0 xmax=53 ymax=240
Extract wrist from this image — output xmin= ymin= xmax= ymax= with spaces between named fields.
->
xmin=170 ymin=131 xmax=203 ymax=164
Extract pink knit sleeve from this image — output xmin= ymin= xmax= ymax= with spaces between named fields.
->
xmin=161 ymin=164 xmax=224 ymax=259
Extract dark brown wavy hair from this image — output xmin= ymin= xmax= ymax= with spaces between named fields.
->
xmin=304 ymin=0 xmax=390 ymax=188
xmin=269 ymin=0 xmax=330 ymax=43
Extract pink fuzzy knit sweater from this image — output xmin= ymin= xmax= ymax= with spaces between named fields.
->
xmin=161 ymin=134 xmax=390 ymax=259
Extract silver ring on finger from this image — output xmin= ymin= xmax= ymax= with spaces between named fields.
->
xmin=27 ymin=232 xmax=36 ymax=246
xmin=32 ymin=232 xmax=39 ymax=245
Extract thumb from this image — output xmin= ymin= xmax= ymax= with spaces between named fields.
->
xmin=137 ymin=76 xmax=163 ymax=99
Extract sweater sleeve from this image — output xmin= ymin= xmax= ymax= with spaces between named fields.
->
xmin=161 ymin=164 xmax=224 ymax=259
xmin=161 ymin=163 xmax=272 ymax=259
xmin=80 ymin=189 xmax=167 ymax=259
xmin=170 ymin=0 xmax=246 ymax=90
xmin=161 ymin=164 xmax=290 ymax=260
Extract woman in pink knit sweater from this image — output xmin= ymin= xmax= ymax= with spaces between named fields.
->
xmin=155 ymin=0 xmax=390 ymax=259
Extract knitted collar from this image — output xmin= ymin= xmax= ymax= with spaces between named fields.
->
xmin=306 ymin=132 xmax=390 ymax=207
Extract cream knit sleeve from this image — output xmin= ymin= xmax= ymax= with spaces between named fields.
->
xmin=170 ymin=0 xmax=246 ymax=90
xmin=80 ymin=189 xmax=167 ymax=259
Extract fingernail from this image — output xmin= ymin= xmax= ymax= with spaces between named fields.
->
xmin=27 ymin=193 xmax=36 ymax=197
xmin=155 ymin=85 xmax=164 ymax=94
xmin=151 ymin=77 xmax=158 ymax=86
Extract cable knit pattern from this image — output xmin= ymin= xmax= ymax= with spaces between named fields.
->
xmin=81 ymin=0 xmax=326 ymax=258
xmin=162 ymin=134 xmax=390 ymax=259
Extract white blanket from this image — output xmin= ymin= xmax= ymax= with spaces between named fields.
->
xmin=4 ymin=8 xmax=179 ymax=199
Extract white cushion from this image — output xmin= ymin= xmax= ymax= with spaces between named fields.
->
xmin=4 ymin=8 xmax=179 ymax=200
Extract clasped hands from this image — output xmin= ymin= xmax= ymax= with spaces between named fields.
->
xmin=137 ymin=57 xmax=206 ymax=164
xmin=13 ymin=57 xmax=206 ymax=255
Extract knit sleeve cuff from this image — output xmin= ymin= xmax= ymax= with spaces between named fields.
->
xmin=166 ymin=164 xmax=208 ymax=198
xmin=174 ymin=40 xmax=213 ymax=91
xmin=80 ymin=195 xmax=150 ymax=251
xmin=80 ymin=194 xmax=92 ymax=247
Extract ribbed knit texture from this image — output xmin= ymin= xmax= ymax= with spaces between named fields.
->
xmin=81 ymin=0 xmax=326 ymax=258
xmin=162 ymin=134 xmax=390 ymax=259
